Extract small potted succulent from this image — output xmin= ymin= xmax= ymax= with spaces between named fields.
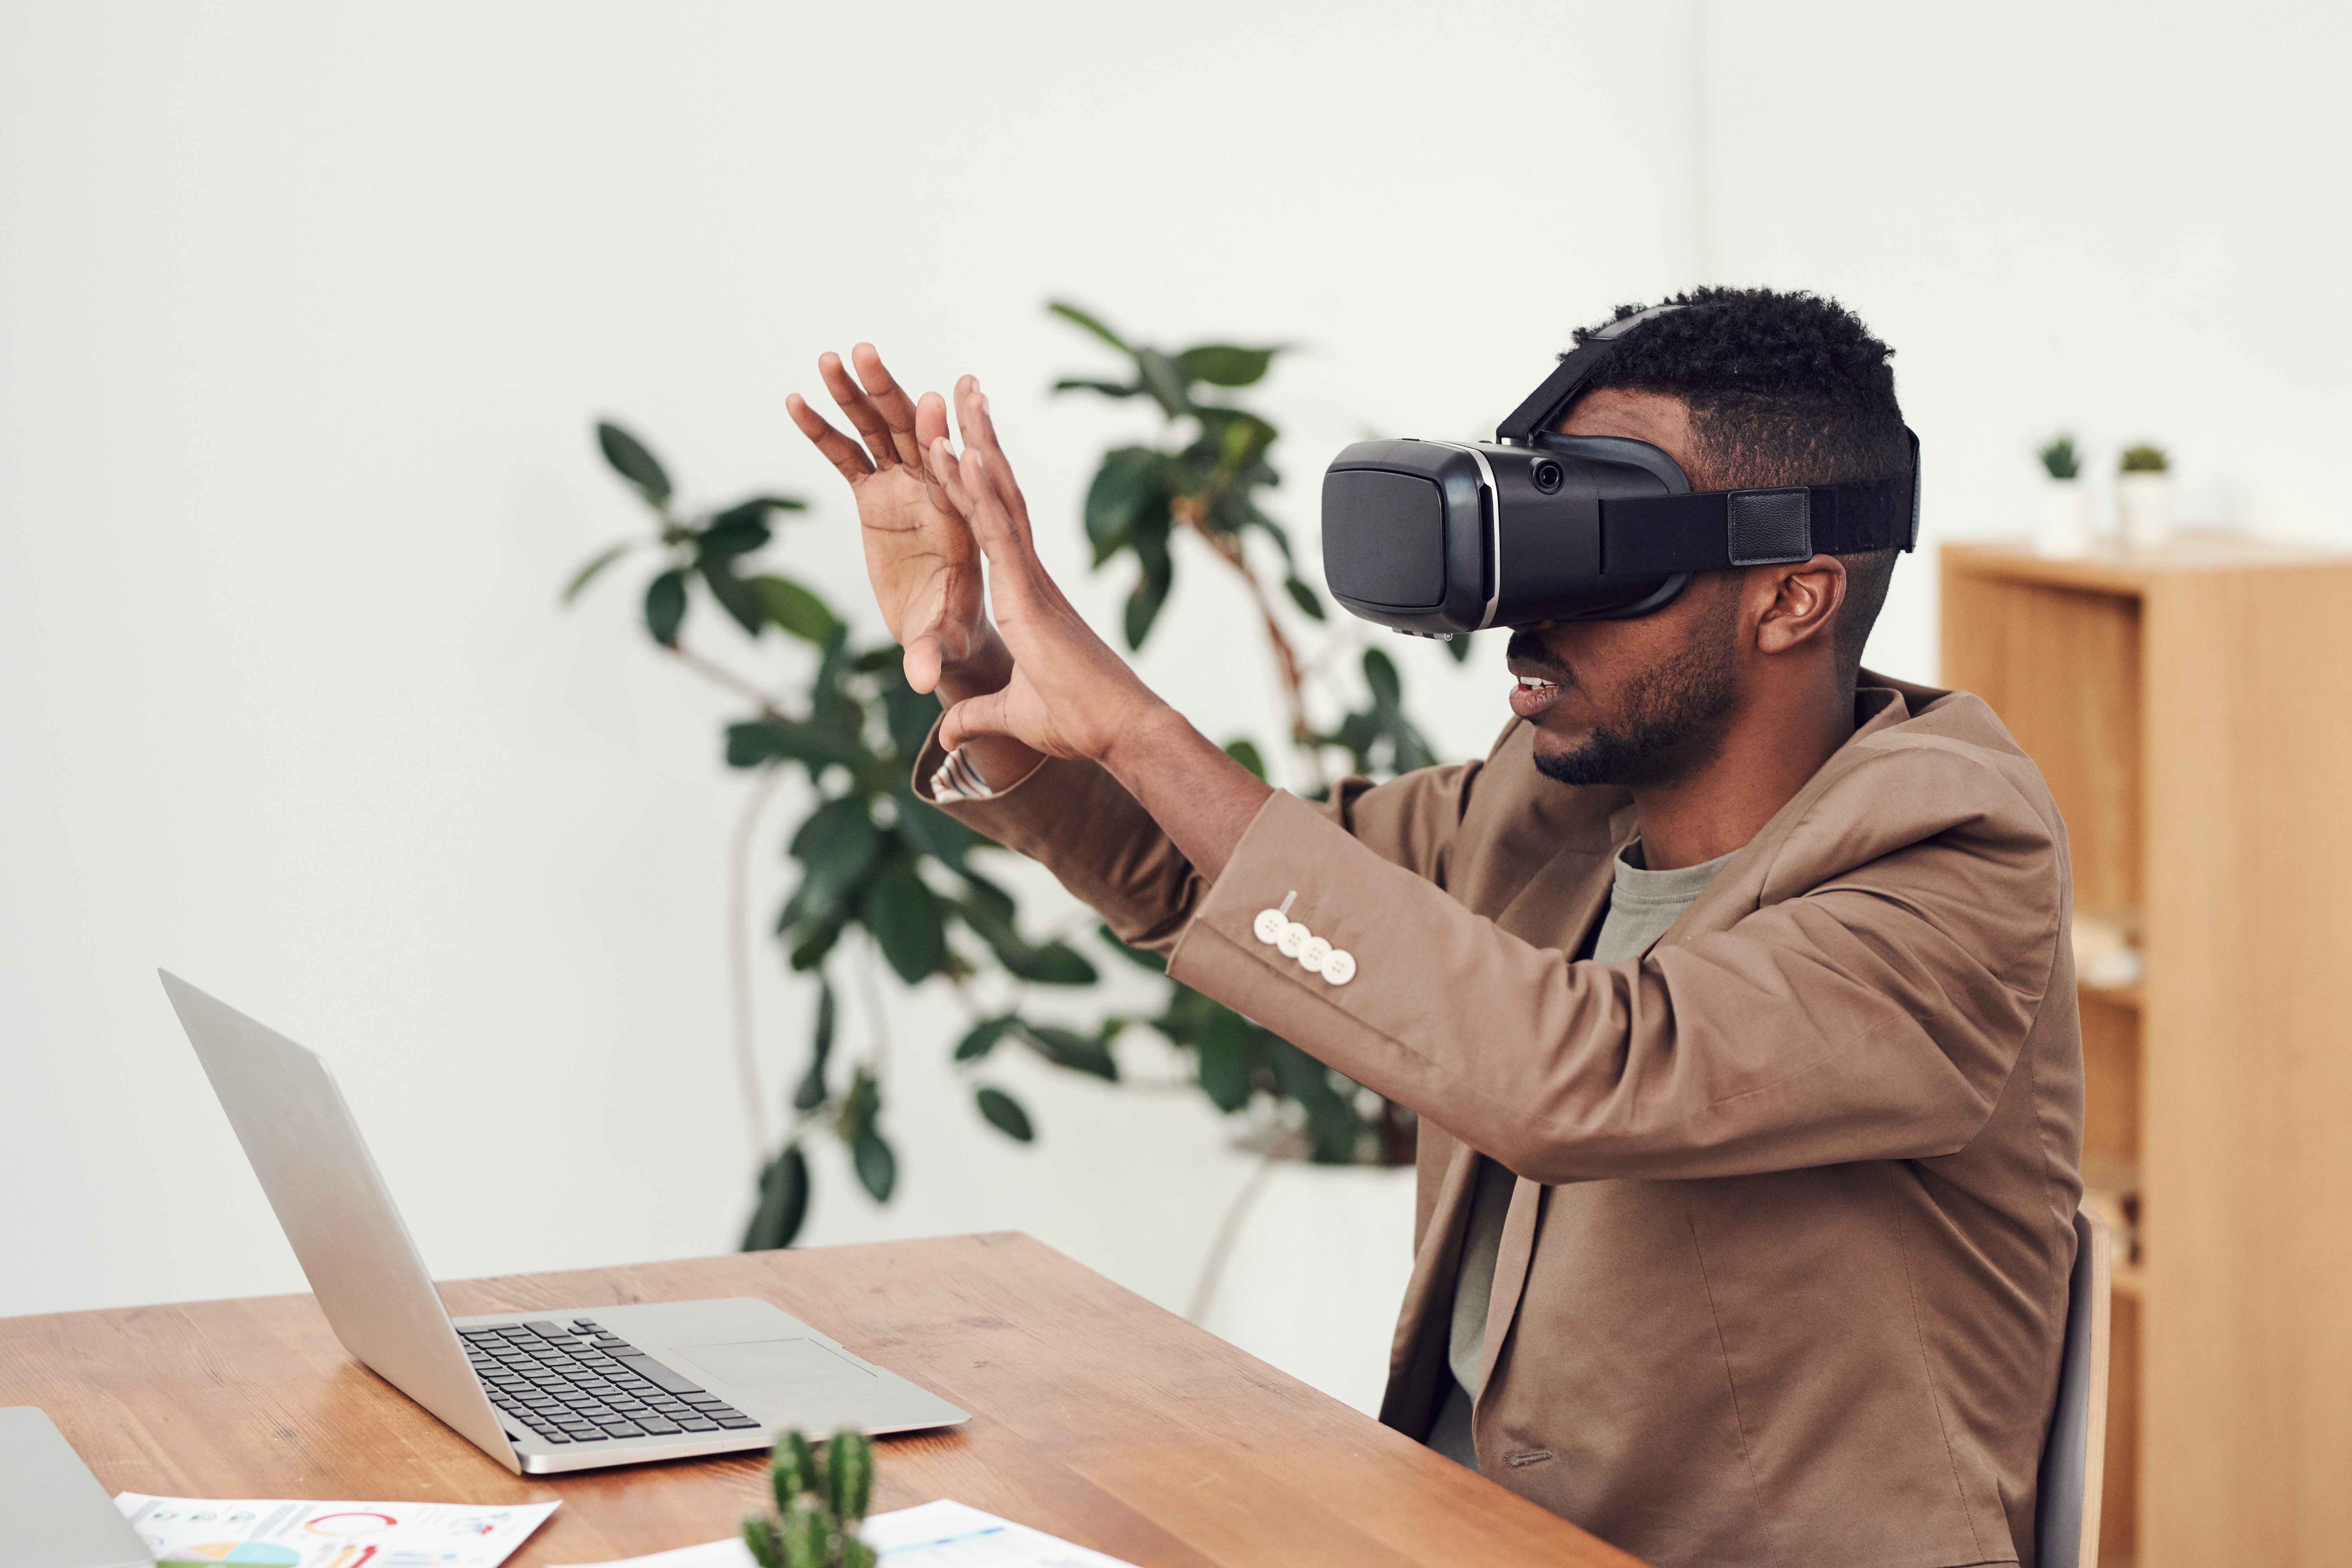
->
xmin=743 ymin=1429 xmax=877 ymax=1568
xmin=2036 ymin=434 xmax=2092 ymax=556
xmin=2117 ymin=443 xmax=2172 ymax=549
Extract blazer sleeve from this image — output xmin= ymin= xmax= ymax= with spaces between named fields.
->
xmin=909 ymin=722 xmax=1486 ymax=955
xmin=1165 ymin=739 xmax=2067 ymax=1183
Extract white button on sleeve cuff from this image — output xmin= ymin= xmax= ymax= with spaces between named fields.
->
xmin=1320 ymin=949 xmax=1356 ymax=985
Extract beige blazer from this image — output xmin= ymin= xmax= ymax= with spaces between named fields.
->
xmin=922 ymin=675 xmax=2084 ymax=1568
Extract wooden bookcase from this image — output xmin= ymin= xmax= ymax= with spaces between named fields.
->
xmin=1940 ymin=539 xmax=2352 ymax=1568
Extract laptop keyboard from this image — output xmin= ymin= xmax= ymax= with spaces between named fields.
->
xmin=462 ymin=1317 xmax=762 ymax=1447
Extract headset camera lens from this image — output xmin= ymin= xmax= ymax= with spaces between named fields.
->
xmin=1532 ymin=460 xmax=1564 ymax=494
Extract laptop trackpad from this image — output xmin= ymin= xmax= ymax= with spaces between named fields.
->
xmin=676 ymin=1338 xmax=876 ymax=1388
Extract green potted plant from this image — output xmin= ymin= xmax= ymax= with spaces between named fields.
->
xmin=2118 ymin=443 xmax=2172 ymax=549
xmin=564 ymin=305 xmax=1446 ymax=1259
xmin=2035 ymin=433 xmax=2092 ymax=557
xmin=743 ymin=1429 xmax=876 ymax=1568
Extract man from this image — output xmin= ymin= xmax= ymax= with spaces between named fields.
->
xmin=787 ymin=288 xmax=2084 ymax=1568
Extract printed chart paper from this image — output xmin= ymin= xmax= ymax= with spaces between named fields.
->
xmin=114 ymin=1491 xmax=559 ymax=1568
xmin=554 ymin=1498 xmax=1137 ymax=1568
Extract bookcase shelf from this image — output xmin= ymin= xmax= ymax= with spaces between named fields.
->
xmin=1942 ymin=538 xmax=2352 ymax=1568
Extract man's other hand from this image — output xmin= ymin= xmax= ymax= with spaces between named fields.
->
xmin=788 ymin=345 xmax=1009 ymax=701
xmin=921 ymin=375 xmax=1164 ymax=765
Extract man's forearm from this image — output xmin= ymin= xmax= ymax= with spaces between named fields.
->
xmin=1099 ymin=704 xmax=1274 ymax=882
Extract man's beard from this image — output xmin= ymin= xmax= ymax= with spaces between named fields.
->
xmin=1517 ymin=597 xmax=1742 ymax=789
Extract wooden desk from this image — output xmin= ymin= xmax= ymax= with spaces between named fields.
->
xmin=0 ymin=1233 xmax=1638 ymax=1566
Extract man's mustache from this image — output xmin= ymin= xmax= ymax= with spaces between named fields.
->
xmin=1504 ymin=632 xmax=1572 ymax=682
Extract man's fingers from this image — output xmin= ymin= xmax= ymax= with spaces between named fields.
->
xmin=817 ymin=351 xmax=901 ymax=470
xmin=937 ymin=688 xmax=1011 ymax=754
xmin=902 ymin=631 xmax=945 ymax=696
xmin=949 ymin=380 xmax=1036 ymax=550
xmin=938 ymin=443 xmax=1031 ymax=574
xmin=787 ymin=393 xmax=876 ymax=481
xmin=849 ymin=344 xmax=926 ymax=469
xmin=914 ymin=392 xmax=954 ymax=506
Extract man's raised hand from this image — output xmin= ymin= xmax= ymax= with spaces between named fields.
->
xmin=787 ymin=345 xmax=1006 ymax=699
xmin=922 ymin=377 xmax=1166 ymax=766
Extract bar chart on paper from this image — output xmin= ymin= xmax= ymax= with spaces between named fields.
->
xmin=115 ymin=1492 xmax=560 ymax=1568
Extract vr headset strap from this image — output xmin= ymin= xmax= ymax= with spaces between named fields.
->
xmin=1601 ymin=445 xmax=1920 ymax=574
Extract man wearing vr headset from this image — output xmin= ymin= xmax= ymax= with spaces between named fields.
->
xmin=790 ymin=289 xmax=2081 ymax=1568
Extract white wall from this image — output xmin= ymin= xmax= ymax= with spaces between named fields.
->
xmin=3 ymin=0 xmax=2344 ymax=1414
xmin=0 ymin=0 xmax=1698 ymax=1376
xmin=1695 ymin=0 xmax=2352 ymax=681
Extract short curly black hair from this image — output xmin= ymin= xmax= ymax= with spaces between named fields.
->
xmin=1569 ymin=286 xmax=1908 ymax=691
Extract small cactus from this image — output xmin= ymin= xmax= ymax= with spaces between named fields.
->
xmin=743 ymin=1428 xmax=878 ymax=1568
xmin=2039 ymin=434 xmax=2081 ymax=480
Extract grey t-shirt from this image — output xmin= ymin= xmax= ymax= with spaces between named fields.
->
xmin=1426 ymin=839 xmax=1739 ymax=1470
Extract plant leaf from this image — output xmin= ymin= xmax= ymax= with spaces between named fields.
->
xmin=700 ymin=557 xmax=766 ymax=635
xmin=784 ymin=797 xmax=882 ymax=912
xmin=562 ymin=541 xmax=632 ymax=604
xmin=793 ymin=980 xmax=836 ymax=1112
xmin=1194 ymin=1005 xmax=1262 ymax=1113
xmin=1017 ymin=1022 xmax=1119 ymax=1082
xmin=1283 ymin=575 xmax=1326 ymax=620
xmin=1222 ymin=738 xmax=1267 ymax=779
xmin=1123 ymin=552 xmax=1173 ymax=651
xmin=699 ymin=512 xmax=773 ymax=560
xmin=714 ymin=494 xmax=808 ymax=530
xmin=1083 ymin=446 xmax=1166 ymax=564
xmin=976 ymin=1086 xmax=1034 ymax=1143
xmin=1047 ymin=300 xmax=1133 ymax=354
xmin=644 ymin=568 xmax=688 ymax=646
xmin=954 ymin=1014 xmax=1015 ymax=1062
xmin=1178 ymin=344 xmax=1277 ymax=387
xmin=1446 ymin=630 xmax=1474 ymax=664
xmin=740 ymin=1143 xmax=809 ymax=1251
xmin=753 ymin=575 xmax=841 ymax=644
xmin=728 ymin=718 xmax=872 ymax=773
xmin=597 ymin=421 xmax=673 ymax=505
xmin=1052 ymin=378 xmax=1142 ymax=399
xmin=788 ymin=916 xmax=845 ymax=972
xmin=862 ymin=857 xmax=946 ymax=983
xmin=851 ymin=1129 xmax=897 ymax=1202
xmin=1135 ymin=347 xmax=1192 ymax=418
xmin=1362 ymin=646 xmax=1403 ymax=708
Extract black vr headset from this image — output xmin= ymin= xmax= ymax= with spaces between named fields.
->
xmin=1319 ymin=303 xmax=1920 ymax=637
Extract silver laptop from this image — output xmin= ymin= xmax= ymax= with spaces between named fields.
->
xmin=159 ymin=971 xmax=967 ymax=1475
xmin=0 ymin=1406 xmax=151 ymax=1568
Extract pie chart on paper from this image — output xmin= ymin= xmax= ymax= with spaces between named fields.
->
xmin=155 ymin=1546 xmax=301 ymax=1566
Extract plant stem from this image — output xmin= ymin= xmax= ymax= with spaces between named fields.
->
xmin=665 ymin=640 xmax=791 ymax=719
xmin=1171 ymin=500 xmax=1324 ymax=793
xmin=1185 ymin=1127 xmax=1308 ymax=1325
xmin=728 ymin=764 xmax=789 ymax=1169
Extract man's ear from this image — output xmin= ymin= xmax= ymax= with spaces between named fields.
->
xmin=1752 ymin=555 xmax=1848 ymax=656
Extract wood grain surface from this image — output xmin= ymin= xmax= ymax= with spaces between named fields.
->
xmin=0 ymin=1233 xmax=1640 ymax=1567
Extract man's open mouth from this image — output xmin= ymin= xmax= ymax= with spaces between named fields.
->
xmin=1508 ymin=672 xmax=1563 ymax=719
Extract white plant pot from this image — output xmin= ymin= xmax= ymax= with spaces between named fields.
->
xmin=2036 ymin=479 xmax=2094 ymax=557
xmin=1192 ymin=1159 xmax=1417 ymax=1416
xmin=2117 ymin=472 xmax=2174 ymax=550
